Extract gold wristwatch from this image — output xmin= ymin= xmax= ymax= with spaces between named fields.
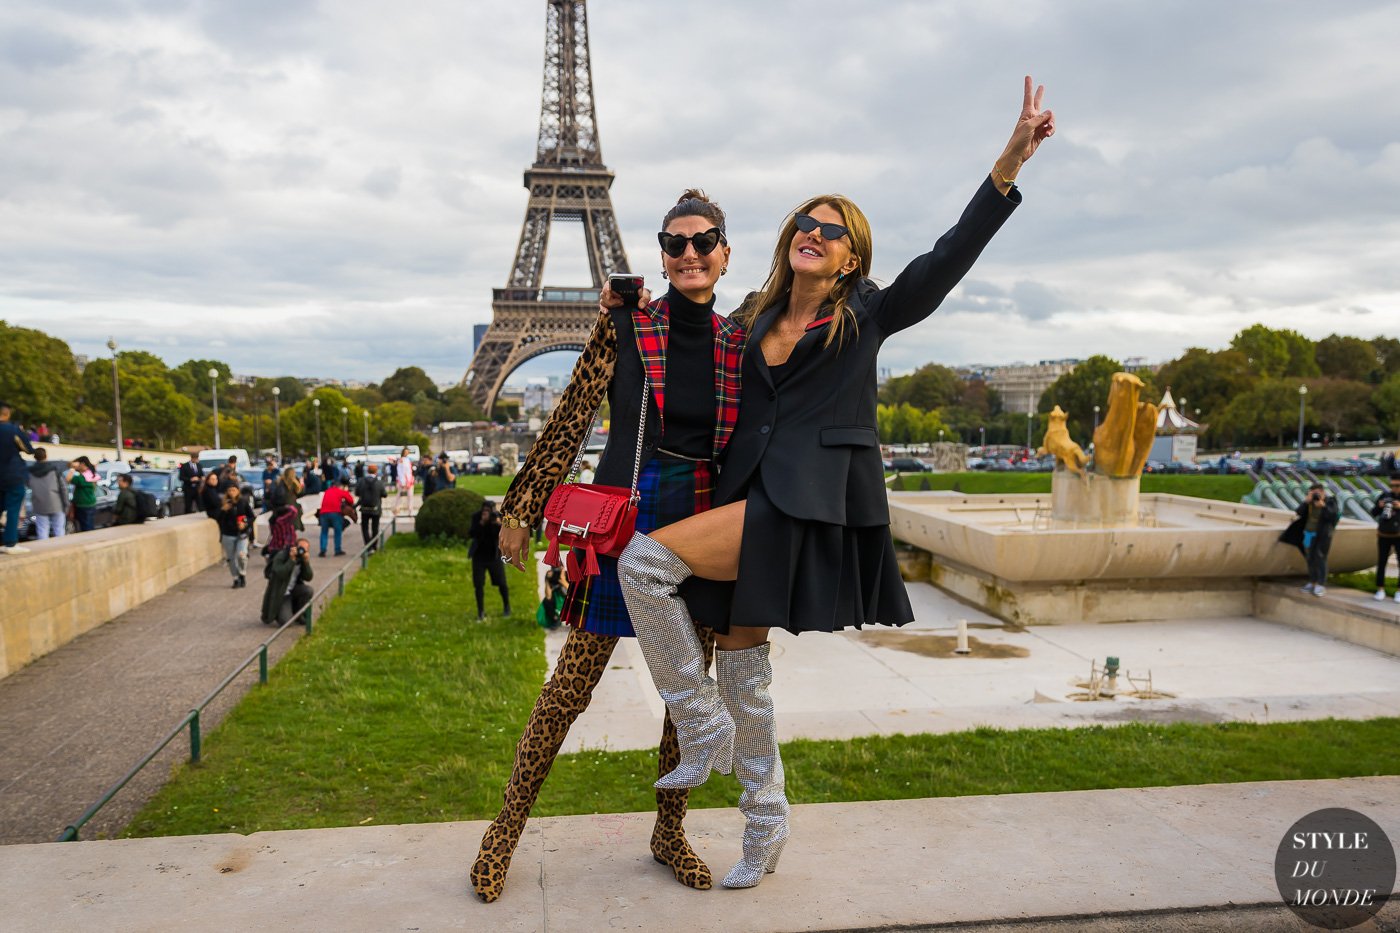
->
xmin=501 ymin=513 xmax=527 ymax=529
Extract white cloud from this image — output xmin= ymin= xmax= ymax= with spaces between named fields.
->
xmin=0 ymin=0 xmax=1398 ymax=384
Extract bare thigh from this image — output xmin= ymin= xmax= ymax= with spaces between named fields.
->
xmin=649 ymin=500 xmax=769 ymax=650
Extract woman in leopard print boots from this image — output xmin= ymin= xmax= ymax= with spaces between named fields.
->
xmin=469 ymin=189 xmax=747 ymax=903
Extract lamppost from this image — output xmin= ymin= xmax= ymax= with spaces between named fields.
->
xmin=979 ymin=425 xmax=986 ymax=451
xmin=362 ymin=410 xmax=370 ymax=458
xmin=313 ymin=398 xmax=322 ymax=462
xmin=1296 ymin=385 xmax=1308 ymax=461
xmin=106 ymin=338 xmax=123 ymax=461
xmin=340 ymin=406 xmax=349 ymax=449
xmin=209 ymin=368 xmax=221 ymax=447
xmin=271 ymin=386 xmax=282 ymax=464
xmin=253 ymin=394 xmax=262 ymax=454
xmin=938 ymin=428 xmax=944 ymax=445
xmin=1026 ymin=410 xmax=1034 ymax=451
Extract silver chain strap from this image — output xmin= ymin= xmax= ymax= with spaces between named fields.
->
xmin=565 ymin=374 xmax=649 ymax=501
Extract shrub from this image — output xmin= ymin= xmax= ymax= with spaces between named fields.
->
xmin=414 ymin=488 xmax=486 ymax=543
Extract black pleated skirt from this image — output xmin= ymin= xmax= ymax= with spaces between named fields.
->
xmin=689 ymin=473 xmax=915 ymax=636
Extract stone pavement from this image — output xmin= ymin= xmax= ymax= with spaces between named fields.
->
xmin=0 ymin=504 xmax=404 ymax=845
xmin=1 ymin=776 xmax=1395 ymax=932
xmin=548 ymin=576 xmax=1400 ymax=755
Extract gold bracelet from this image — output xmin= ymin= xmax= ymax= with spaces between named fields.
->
xmin=501 ymin=513 xmax=527 ymax=529
xmin=993 ymin=166 xmax=1018 ymax=188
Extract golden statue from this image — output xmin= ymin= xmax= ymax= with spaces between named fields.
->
xmin=1038 ymin=405 xmax=1088 ymax=475
xmin=1092 ymin=372 xmax=1158 ymax=478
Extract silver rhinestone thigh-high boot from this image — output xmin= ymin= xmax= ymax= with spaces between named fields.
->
xmin=716 ymin=642 xmax=789 ymax=888
xmin=617 ymin=533 xmax=735 ymax=789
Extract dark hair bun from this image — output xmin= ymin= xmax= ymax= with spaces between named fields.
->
xmin=662 ymin=188 xmax=726 ymax=235
xmin=677 ymin=188 xmax=710 ymax=205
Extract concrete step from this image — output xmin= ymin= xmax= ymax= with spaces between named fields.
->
xmin=3 ymin=776 xmax=1396 ymax=932
xmin=1256 ymin=582 xmax=1400 ymax=658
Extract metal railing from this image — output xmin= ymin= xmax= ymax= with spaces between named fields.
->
xmin=57 ymin=514 xmax=400 ymax=842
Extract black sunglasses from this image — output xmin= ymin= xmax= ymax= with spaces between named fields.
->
xmin=657 ymin=227 xmax=726 ymax=258
xmin=794 ymin=213 xmax=849 ymax=241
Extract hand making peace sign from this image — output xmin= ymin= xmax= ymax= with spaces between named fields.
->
xmin=1004 ymin=75 xmax=1055 ymax=165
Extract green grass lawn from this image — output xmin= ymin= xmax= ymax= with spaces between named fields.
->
xmin=123 ymin=537 xmax=1398 ymax=839
xmin=454 ymin=474 xmax=513 ymax=496
xmin=889 ymin=472 xmax=1254 ymax=502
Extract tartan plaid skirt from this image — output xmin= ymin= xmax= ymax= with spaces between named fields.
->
xmin=561 ymin=456 xmax=713 ymax=637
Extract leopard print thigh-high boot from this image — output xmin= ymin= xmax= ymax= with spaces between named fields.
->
xmin=470 ymin=628 xmax=617 ymax=902
xmin=651 ymin=626 xmax=717 ymax=889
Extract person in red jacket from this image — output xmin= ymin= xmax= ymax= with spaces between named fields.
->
xmin=317 ymin=476 xmax=355 ymax=557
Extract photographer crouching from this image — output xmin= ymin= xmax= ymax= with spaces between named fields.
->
xmin=261 ymin=537 xmax=315 ymax=626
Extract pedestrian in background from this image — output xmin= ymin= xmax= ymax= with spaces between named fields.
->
xmin=68 ymin=456 xmax=101 ymax=533
xmin=179 ymin=452 xmax=203 ymax=515
xmin=217 ymin=485 xmax=256 ymax=588
xmin=468 ymin=500 xmax=511 ymax=620
xmin=392 ymin=448 xmax=415 ymax=515
xmin=200 ymin=471 xmax=223 ymax=518
xmin=26 ymin=447 xmax=69 ymax=540
xmin=270 ymin=466 xmax=302 ymax=511
xmin=0 ymin=400 xmax=36 ymax=554
xmin=416 ymin=453 xmax=436 ymax=501
xmin=355 ymin=463 xmax=385 ymax=551
xmin=113 ymin=473 xmax=139 ymax=525
xmin=217 ymin=455 xmax=241 ymax=492
xmin=317 ymin=476 xmax=355 ymax=557
xmin=432 ymin=452 xmax=456 ymax=495
xmin=303 ymin=457 xmax=325 ymax=496
xmin=538 ymin=566 xmax=566 ymax=629
xmin=1371 ymin=473 xmax=1400 ymax=602
xmin=260 ymin=456 xmax=279 ymax=513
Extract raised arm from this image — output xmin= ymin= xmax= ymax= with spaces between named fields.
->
xmin=869 ymin=76 xmax=1053 ymax=336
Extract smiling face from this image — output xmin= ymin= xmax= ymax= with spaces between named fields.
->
xmin=788 ymin=202 xmax=859 ymax=282
xmin=660 ymin=215 xmax=729 ymax=303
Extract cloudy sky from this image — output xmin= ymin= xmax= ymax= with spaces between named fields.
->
xmin=2 ymin=0 xmax=1398 ymax=386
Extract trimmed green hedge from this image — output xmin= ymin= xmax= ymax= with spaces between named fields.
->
xmin=414 ymin=487 xmax=486 ymax=543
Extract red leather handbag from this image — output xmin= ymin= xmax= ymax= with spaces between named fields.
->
xmin=542 ymin=377 xmax=648 ymax=579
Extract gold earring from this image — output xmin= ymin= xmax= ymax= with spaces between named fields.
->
xmin=721 ymin=267 xmax=728 ymax=275
xmin=662 ymin=270 xmax=668 ymax=279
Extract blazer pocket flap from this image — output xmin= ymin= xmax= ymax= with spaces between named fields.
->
xmin=820 ymin=425 xmax=879 ymax=447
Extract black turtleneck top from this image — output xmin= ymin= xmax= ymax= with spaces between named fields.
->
xmin=659 ymin=287 xmax=716 ymax=459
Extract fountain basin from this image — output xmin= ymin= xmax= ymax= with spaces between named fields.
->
xmin=888 ymin=491 xmax=1375 ymax=625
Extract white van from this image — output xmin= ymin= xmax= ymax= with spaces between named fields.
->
xmin=197 ymin=448 xmax=253 ymax=475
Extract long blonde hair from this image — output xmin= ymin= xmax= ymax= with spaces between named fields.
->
xmin=734 ymin=194 xmax=873 ymax=348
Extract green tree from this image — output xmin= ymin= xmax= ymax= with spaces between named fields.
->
xmin=1229 ymin=325 xmax=1318 ymax=378
xmin=1315 ymin=334 xmax=1379 ymax=383
xmin=1373 ymin=372 xmax=1400 ymax=437
xmin=1308 ymin=377 xmax=1376 ymax=439
xmin=81 ymin=351 xmax=170 ymax=420
xmin=1036 ymin=355 xmax=1122 ymax=445
xmin=439 ymin=384 xmax=485 ymax=422
xmin=1154 ymin=347 xmax=1256 ymax=431
xmin=879 ymin=363 xmax=963 ymax=410
xmin=122 ymin=375 xmax=197 ymax=448
xmin=1214 ymin=379 xmax=1302 ymax=447
xmin=172 ymin=359 xmax=233 ymax=406
xmin=382 ymin=367 xmax=439 ymax=403
xmin=0 ymin=321 xmax=82 ymax=429
xmin=1372 ymin=337 xmax=1400 ymax=380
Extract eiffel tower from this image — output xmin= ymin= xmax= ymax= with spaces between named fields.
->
xmin=463 ymin=0 xmax=630 ymax=416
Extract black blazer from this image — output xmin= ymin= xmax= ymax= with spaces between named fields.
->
xmin=593 ymin=306 xmax=663 ymax=490
xmin=716 ymin=177 xmax=1020 ymax=526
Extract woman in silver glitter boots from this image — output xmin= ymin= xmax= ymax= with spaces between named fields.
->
xmin=619 ymin=76 xmax=1055 ymax=889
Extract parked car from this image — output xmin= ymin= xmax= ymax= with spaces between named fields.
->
xmin=3 ymin=486 xmax=119 ymax=540
xmin=888 ymin=457 xmax=933 ymax=473
xmin=469 ymin=455 xmax=503 ymax=475
xmin=126 ymin=469 xmax=186 ymax=517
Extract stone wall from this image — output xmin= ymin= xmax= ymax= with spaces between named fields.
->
xmin=0 ymin=514 xmax=222 ymax=679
